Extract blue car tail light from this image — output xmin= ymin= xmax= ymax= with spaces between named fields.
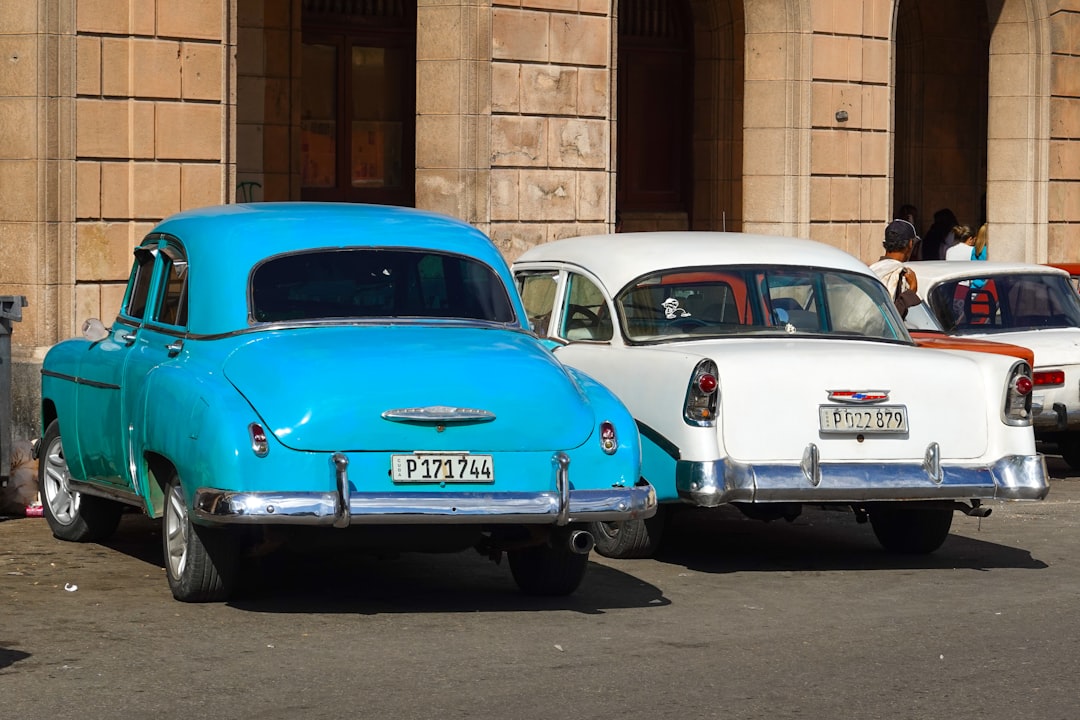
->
xmin=600 ymin=420 xmax=618 ymax=454
xmin=249 ymin=422 xmax=269 ymax=457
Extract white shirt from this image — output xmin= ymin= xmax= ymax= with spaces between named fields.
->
xmin=946 ymin=242 xmax=974 ymax=261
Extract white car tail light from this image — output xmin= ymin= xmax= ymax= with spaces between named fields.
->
xmin=1004 ymin=362 xmax=1033 ymax=426
xmin=684 ymin=359 xmax=719 ymax=426
xmin=1033 ymin=369 xmax=1065 ymax=387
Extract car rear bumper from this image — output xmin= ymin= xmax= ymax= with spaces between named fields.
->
xmin=675 ymin=451 xmax=1049 ymax=506
xmin=192 ymin=452 xmax=656 ymax=527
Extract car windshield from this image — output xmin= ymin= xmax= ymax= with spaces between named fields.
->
xmin=251 ymin=248 xmax=516 ymax=323
xmin=925 ymin=272 xmax=1080 ymax=332
xmin=617 ymin=266 xmax=911 ymax=343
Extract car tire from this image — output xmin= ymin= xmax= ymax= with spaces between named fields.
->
xmin=589 ymin=506 xmax=667 ymax=559
xmin=508 ymin=541 xmax=589 ymax=596
xmin=1059 ymin=436 xmax=1080 ymax=470
xmin=39 ymin=419 xmax=123 ymax=543
xmin=163 ymin=473 xmax=239 ymax=602
xmin=868 ymin=503 xmax=954 ymax=554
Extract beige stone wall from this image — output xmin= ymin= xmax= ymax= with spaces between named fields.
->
xmin=483 ymin=1 xmax=613 ymax=261
xmin=806 ymin=0 xmax=892 ymax=264
xmin=237 ymin=0 xmax=298 ymax=203
xmin=72 ymin=0 xmax=233 ymax=329
xmin=1047 ymin=4 xmax=1080 ymax=263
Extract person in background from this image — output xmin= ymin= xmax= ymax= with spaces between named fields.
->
xmin=870 ymin=219 xmax=922 ymax=318
xmin=945 ymin=224 xmax=976 ymax=260
xmin=922 ymin=208 xmax=959 ymax=260
xmin=895 ymin=204 xmax=921 ymax=259
xmin=972 ymin=223 xmax=989 ymax=261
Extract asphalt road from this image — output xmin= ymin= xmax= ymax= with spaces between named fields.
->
xmin=2 ymin=457 xmax=1079 ymax=720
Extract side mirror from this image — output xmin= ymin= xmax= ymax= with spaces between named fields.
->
xmin=82 ymin=318 xmax=110 ymax=343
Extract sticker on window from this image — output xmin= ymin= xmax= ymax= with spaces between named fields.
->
xmin=662 ymin=298 xmax=691 ymax=319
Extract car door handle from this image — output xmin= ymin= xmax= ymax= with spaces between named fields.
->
xmin=121 ymin=332 xmax=136 ymax=344
xmin=166 ymin=340 xmax=184 ymax=357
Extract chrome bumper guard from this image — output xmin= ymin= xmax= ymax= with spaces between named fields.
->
xmin=193 ymin=451 xmax=656 ymax=527
xmin=675 ymin=452 xmax=1049 ymax=507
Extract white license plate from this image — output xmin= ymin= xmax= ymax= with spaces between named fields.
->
xmin=818 ymin=405 xmax=909 ymax=434
xmin=391 ymin=453 xmax=494 ymax=483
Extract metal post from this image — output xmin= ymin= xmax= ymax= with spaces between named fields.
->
xmin=0 ymin=296 xmax=27 ymax=488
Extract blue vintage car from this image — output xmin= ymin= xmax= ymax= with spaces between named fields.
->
xmin=37 ymin=203 xmax=653 ymax=601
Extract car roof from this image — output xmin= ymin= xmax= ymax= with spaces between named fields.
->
xmin=153 ymin=202 xmax=501 ymax=267
xmin=147 ymin=203 xmax=516 ymax=335
xmin=908 ymin=261 xmax=1070 ymax=288
xmin=513 ymin=232 xmax=875 ymax=294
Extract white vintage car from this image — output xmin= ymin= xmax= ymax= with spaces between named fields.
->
xmin=513 ymin=233 xmax=1049 ymax=558
xmin=911 ymin=260 xmax=1080 ymax=469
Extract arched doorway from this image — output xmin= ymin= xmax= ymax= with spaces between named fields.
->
xmin=617 ymin=0 xmax=694 ymax=230
xmin=894 ymin=1 xmax=989 ymax=254
xmin=300 ymin=0 xmax=417 ymax=206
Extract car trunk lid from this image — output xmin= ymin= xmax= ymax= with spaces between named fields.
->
xmin=223 ymin=325 xmax=595 ymax=452
xmin=706 ymin=338 xmax=993 ymax=462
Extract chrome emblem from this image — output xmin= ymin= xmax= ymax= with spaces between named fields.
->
xmin=381 ymin=406 xmax=496 ymax=423
xmin=827 ymin=390 xmax=890 ymax=404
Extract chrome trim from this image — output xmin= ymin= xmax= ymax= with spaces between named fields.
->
xmin=800 ymin=443 xmax=820 ymax=486
xmin=675 ymin=453 xmax=1048 ymax=507
xmin=332 ymin=453 xmax=350 ymax=528
xmin=191 ymin=485 xmax=657 ymax=526
xmin=1032 ymin=403 xmax=1080 ymax=432
xmin=381 ymin=406 xmax=496 ymax=423
xmin=554 ymin=452 xmax=570 ymax=526
xmin=923 ymin=442 xmax=942 ymax=484
xmin=68 ymin=477 xmax=145 ymax=508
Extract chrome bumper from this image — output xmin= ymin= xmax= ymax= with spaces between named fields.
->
xmin=192 ymin=452 xmax=656 ymax=527
xmin=1031 ymin=401 xmax=1080 ymax=433
xmin=675 ymin=451 xmax=1049 ymax=507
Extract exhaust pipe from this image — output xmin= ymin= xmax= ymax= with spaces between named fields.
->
xmin=567 ymin=529 xmax=595 ymax=555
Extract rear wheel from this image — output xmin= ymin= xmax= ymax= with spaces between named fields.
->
xmin=589 ymin=507 xmax=667 ymax=559
xmin=508 ymin=542 xmax=589 ymax=596
xmin=163 ymin=473 xmax=239 ymax=602
xmin=868 ymin=503 xmax=954 ymax=554
xmin=39 ymin=419 xmax=123 ymax=542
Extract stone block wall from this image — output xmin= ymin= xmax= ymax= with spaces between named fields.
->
xmin=72 ymin=0 xmax=232 ymax=328
xmin=237 ymin=0 xmax=298 ymax=203
xmin=1048 ymin=4 xmax=1080 ymax=262
xmin=484 ymin=2 xmax=613 ymax=261
xmin=804 ymin=0 xmax=892 ymax=265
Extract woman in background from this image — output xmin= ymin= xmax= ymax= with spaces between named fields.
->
xmin=945 ymin=224 xmax=975 ymax=260
xmin=972 ymin=223 xmax=988 ymax=261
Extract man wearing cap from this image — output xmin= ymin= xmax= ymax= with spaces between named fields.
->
xmin=870 ymin=219 xmax=922 ymax=318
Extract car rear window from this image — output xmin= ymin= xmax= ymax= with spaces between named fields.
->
xmin=926 ymin=273 xmax=1080 ymax=332
xmin=618 ymin=266 xmax=909 ymax=343
xmin=251 ymin=248 xmax=516 ymax=323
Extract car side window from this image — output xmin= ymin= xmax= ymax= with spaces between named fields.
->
xmin=122 ymin=247 xmax=158 ymax=321
xmin=517 ymin=271 xmax=559 ymax=337
xmin=561 ymin=273 xmax=612 ymax=341
xmin=153 ymin=246 xmax=189 ymax=328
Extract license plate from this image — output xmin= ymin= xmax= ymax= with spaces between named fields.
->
xmin=391 ymin=453 xmax=494 ymax=483
xmin=818 ymin=405 xmax=908 ymax=434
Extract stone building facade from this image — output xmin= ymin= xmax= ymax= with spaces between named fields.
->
xmin=1 ymin=0 xmax=1079 ymax=442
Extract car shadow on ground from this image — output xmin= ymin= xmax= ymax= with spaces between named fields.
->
xmin=653 ymin=504 xmax=1048 ymax=575
xmin=99 ymin=514 xmax=670 ymax=615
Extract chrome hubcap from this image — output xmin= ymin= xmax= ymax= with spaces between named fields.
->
xmin=41 ymin=436 xmax=80 ymax=525
xmin=165 ymin=484 xmax=189 ymax=580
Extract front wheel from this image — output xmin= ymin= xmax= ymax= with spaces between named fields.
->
xmin=589 ymin=507 xmax=667 ymax=559
xmin=163 ymin=474 xmax=239 ymax=602
xmin=868 ymin=503 xmax=954 ymax=554
xmin=508 ymin=541 xmax=589 ymax=596
xmin=39 ymin=420 xmax=123 ymax=542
